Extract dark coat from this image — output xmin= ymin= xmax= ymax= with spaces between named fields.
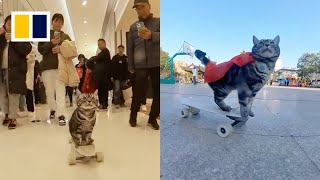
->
xmin=86 ymin=48 xmax=112 ymax=89
xmin=75 ymin=61 xmax=87 ymax=90
xmin=127 ymin=14 xmax=160 ymax=70
xmin=111 ymin=54 xmax=128 ymax=81
xmin=0 ymin=34 xmax=32 ymax=95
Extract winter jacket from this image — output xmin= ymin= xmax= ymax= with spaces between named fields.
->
xmin=111 ymin=54 xmax=128 ymax=81
xmin=127 ymin=14 xmax=160 ymax=70
xmin=0 ymin=34 xmax=32 ymax=95
xmin=38 ymin=30 xmax=71 ymax=71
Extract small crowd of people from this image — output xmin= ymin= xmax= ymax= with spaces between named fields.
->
xmin=0 ymin=0 xmax=159 ymax=130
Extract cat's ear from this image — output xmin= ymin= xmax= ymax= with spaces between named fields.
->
xmin=273 ymin=35 xmax=280 ymax=45
xmin=76 ymin=88 xmax=81 ymax=95
xmin=253 ymin=36 xmax=260 ymax=45
xmin=93 ymin=90 xmax=98 ymax=97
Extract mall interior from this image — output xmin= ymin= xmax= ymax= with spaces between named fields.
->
xmin=0 ymin=0 xmax=160 ymax=179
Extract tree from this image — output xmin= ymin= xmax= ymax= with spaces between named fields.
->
xmin=297 ymin=52 xmax=320 ymax=79
xmin=160 ymin=48 xmax=170 ymax=78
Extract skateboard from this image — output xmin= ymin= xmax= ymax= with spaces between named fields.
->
xmin=68 ymin=139 xmax=104 ymax=165
xmin=181 ymin=97 xmax=248 ymax=138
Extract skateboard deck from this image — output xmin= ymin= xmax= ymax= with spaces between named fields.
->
xmin=181 ymin=97 xmax=241 ymax=118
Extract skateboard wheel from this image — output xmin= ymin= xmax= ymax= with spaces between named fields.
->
xmin=68 ymin=155 xmax=77 ymax=165
xmin=96 ymin=152 xmax=104 ymax=162
xmin=217 ymin=124 xmax=233 ymax=138
xmin=181 ymin=108 xmax=189 ymax=118
xmin=190 ymin=107 xmax=200 ymax=115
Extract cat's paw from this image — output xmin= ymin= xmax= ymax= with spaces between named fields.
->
xmin=195 ymin=50 xmax=206 ymax=59
xmin=249 ymin=111 xmax=255 ymax=117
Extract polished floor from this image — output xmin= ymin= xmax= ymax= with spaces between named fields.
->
xmin=0 ymin=98 xmax=160 ymax=180
xmin=161 ymin=83 xmax=320 ymax=180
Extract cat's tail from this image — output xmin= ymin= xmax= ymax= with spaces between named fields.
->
xmin=195 ymin=50 xmax=210 ymax=65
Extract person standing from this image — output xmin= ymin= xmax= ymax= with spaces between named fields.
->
xmin=86 ymin=39 xmax=112 ymax=110
xmin=0 ymin=15 xmax=32 ymax=129
xmin=75 ymin=54 xmax=87 ymax=91
xmin=33 ymin=60 xmax=41 ymax=106
xmin=111 ymin=45 xmax=128 ymax=108
xmin=192 ymin=66 xmax=197 ymax=85
xmin=38 ymin=13 xmax=72 ymax=125
xmin=128 ymin=0 xmax=160 ymax=130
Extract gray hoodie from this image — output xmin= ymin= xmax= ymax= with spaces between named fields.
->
xmin=127 ymin=14 xmax=160 ymax=70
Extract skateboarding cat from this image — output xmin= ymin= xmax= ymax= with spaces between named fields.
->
xmin=195 ymin=35 xmax=280 ymax=120
xmin=69 ymin=91 xmax=98 ymax=146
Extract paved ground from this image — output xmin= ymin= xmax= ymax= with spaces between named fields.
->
xmin=160 ymin=83 xmax=320 ymax=180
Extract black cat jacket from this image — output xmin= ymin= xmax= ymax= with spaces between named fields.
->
xmin=204 ymin=52 xmax=255 ymax=83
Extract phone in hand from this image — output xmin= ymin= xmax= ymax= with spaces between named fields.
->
xmin=54 ymin=31 xmax=60 ymax=39
xmin=136 ymin=21 xmax=146 ymax=33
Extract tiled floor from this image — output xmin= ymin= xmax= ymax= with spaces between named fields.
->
xmin=0 ymin=99 xmax=160 ymax=180
xmin=161 ymin=84 xmax=320 ymax=180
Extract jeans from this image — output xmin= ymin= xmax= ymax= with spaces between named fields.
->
xmin=113 ymin=80 xmax=125 ymax=105
xmin=193 ymin=76 xmax=197 ymax=85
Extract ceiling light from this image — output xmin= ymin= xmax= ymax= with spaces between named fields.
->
xmin=84 ymin=33 xmax=87 ymax=36
xmin=84 ymin=43 xmax=87 ymax=46
xmin=83 ymin=20 xmax=87 ymax=24
xmin=82 ymin=1 xmax=87 ymax=6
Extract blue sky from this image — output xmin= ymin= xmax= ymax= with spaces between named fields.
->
xmin=161 ymin=0 xmax=320 ymax=68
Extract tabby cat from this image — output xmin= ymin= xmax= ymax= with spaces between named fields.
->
xmin=69 ymin=91 xmax=98 ymax=146
xmin=195 ymin=35 xmax=280 ymax=120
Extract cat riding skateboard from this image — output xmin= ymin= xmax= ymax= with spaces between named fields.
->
xmin=68 ymin=139 xmax=104 ymax=165
xmin=181 ymin=97 xmax=248 ymax=138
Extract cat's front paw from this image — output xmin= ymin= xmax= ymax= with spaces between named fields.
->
xmin=249 ymin=110 xmax=255 ymax=117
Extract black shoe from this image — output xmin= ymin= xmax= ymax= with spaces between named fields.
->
xmin=99 ymin=105 xmax=108 ymax=111
xmin=50 ymin=110 xmax=55 ymax=119
xmin=129 ymin=113 xmax=137 ymax=127
xmin=58 ymin=116 xmax=66 ymax=126
xmin=148 ymin=121 xmax=159 ymax=130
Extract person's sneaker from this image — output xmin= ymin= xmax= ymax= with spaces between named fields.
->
xmin=147 ymin=121 xmax=159 ymax=130
xmin=120 ymin=103 xmax=126 ymax=107
xmin=140 ymin=105 xmax=147 ymax=112
xmin=69 ymin=103 xmax=73 ymax=107
xmin=49 ymin=110 xmax=55 ymax=119
xmin=129 ymin=113 xmax=137 ymax=127
xmin=98 ymin=105 xmax=108 ymax=111
xmin=8 ymin=119 xmax=17 ymax=129
xmin=58 ymin=116 xmax=66 ymax=126
xmin=2 ymin=115 xmax=10 ymax=126
xmin=115 ymin=105 xmax=120 ymax=109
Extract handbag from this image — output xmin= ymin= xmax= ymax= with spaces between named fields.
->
xmin=81 ymin=69 xmax=96 ymax=93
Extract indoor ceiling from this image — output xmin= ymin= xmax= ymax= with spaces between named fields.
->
xmin=19 ymin=0 xmax=111 ymax=59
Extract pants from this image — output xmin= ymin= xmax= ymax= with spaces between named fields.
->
xmin=97 ymin=83 xmax=109 ymax=107
xmin=0 ymin=69 xmax=20 ymax=120
xmin=193 ymin=76 xmax=197 ymax=85
xmin=19 ymin=95 xmax=26 ymax=111
xmin=131 ymin=73 xmax=147 ymax=105
xmin=42 ymin=69 xmax=66 ymax=117
xmin=34 ymin=79 xmax=40 ymax=104
xmin=66 ymin=86 xmax=74 ymax=104
xmin=131 ymin=67 xmax=160 ymax=120
xmin=26 ymin=89 xmax=34 ymax=112
xmin=113 ymin=80 xmax=125 ymax=105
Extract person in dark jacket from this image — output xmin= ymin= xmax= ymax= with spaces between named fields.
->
xmin=127 ymin=0 xmax=160 ymax=130
xmin=33 ymin=60 xmax=41 ymax=105
xmin=75 ymin=54 xmax=87 ymax=91
xmin=38 ymin=13 xmax=72 ymax=126
xmin=111 ymin=45 xmax=128 ymax=108
xmin=0 ymin=15 xmax=32 ymax=129
xmin=86 ymin=39 xmax=112 ymax=110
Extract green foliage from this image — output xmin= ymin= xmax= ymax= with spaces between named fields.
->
xmin=297 ymin=52 xmax=320 ymax=78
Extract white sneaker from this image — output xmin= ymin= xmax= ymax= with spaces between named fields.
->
xmin=140 ymin=105 xmax=147 ymax=112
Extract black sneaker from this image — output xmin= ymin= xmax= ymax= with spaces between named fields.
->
xmin=129 ymin=113 xmax=137 ymax=127
xmin=99 ymin=105 xmax=108 ymax=111
xmin=8 ymin=119 xmax=17 ymax=130
xmin=50 ymin=110 xmax=55 ymax=119
xmin=2 ymin=114 xmax=10 ymax=126
xmin=148 ymin=121 xmax=159 ymax=130
xmin=58 ymin=116 xmax=66 ymax=126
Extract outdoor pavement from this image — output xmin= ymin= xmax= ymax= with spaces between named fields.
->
xmin=160 ymin=83 xmax=320 ymax=180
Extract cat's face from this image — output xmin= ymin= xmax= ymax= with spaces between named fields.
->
xmin=76 ymin=92 xmax=98 ymax=111
xmin=252 ymin=35 xmax=280 ymax=63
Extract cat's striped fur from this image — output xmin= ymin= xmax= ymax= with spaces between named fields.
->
xmin=69 ymin=91 xmax=98 ymax=146
xmin=196 ymin=36 xmax=280 ymax=120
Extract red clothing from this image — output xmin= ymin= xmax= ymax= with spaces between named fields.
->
xmin=204 ymin=52 xmax=255 ymax=83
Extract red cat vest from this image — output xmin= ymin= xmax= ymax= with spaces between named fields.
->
xmin=204 ymin=52 xmax=255 ymax=83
